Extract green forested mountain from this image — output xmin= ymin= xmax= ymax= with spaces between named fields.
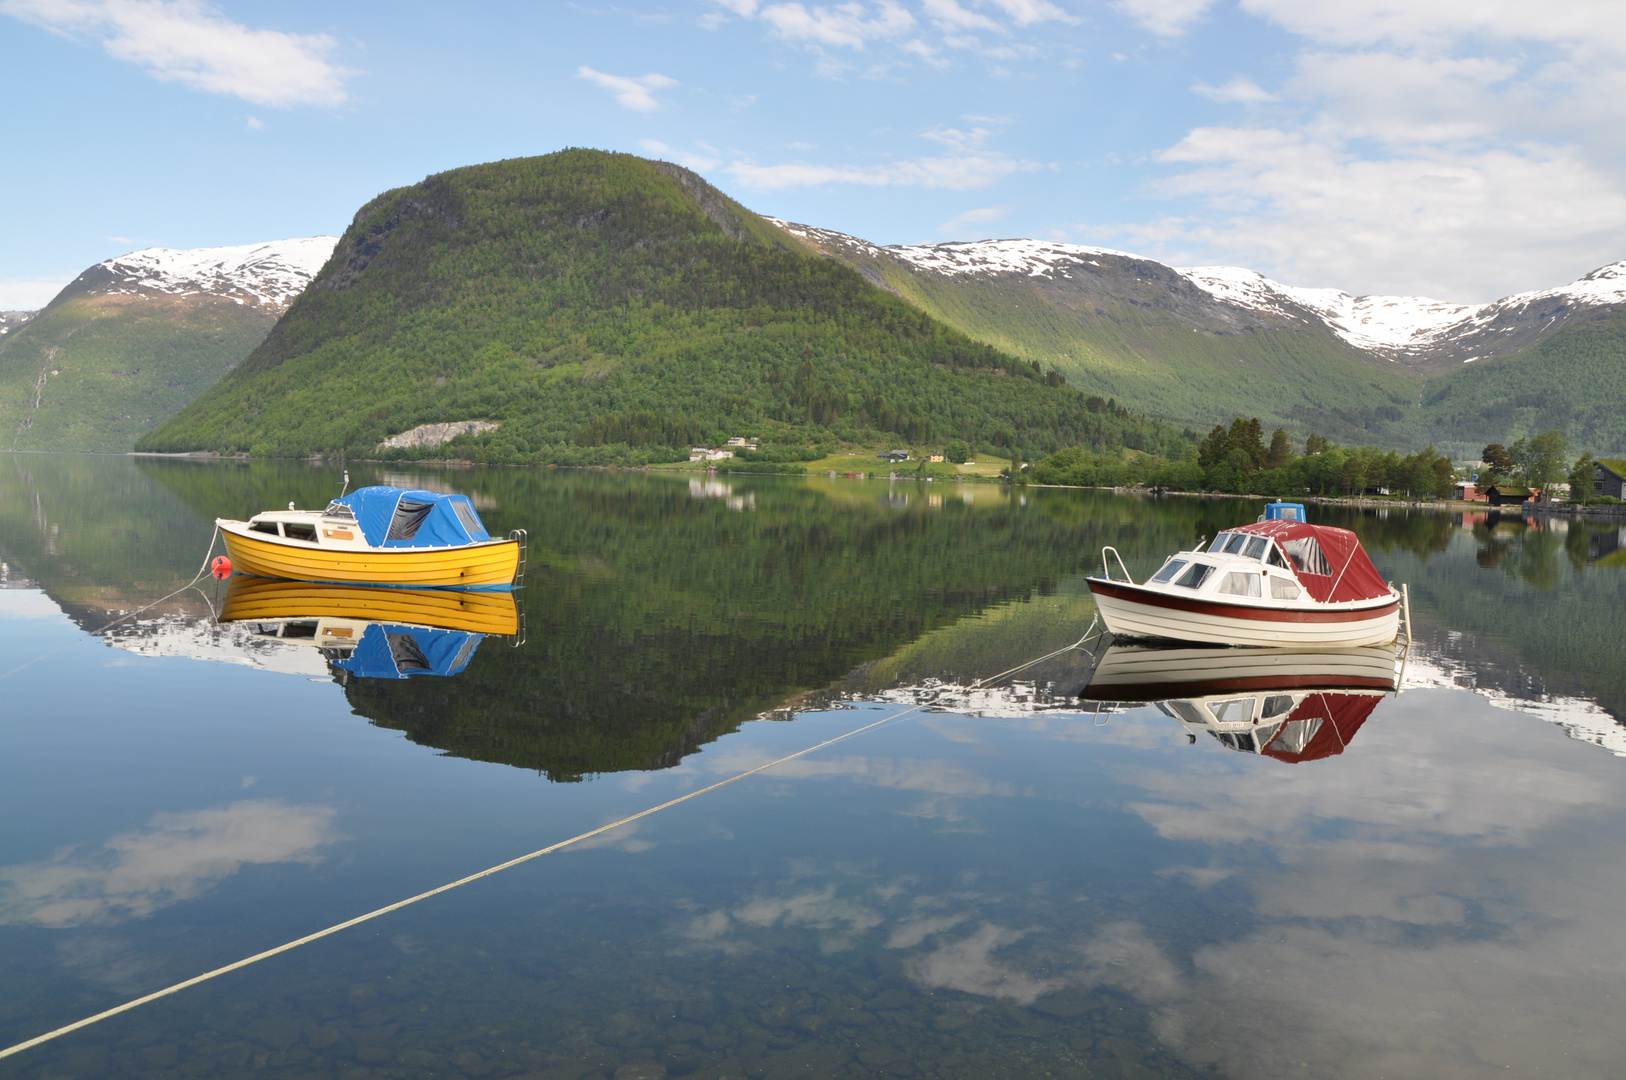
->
xmin=138 ymin=151 xmax=1191 ymax=462
xmin=0 ymin=238 xmax=334 ymax=452
xmin=1414 ymin=308 xmax=1626 ymax=454
xmin=778 ymin=223 xmax=1422 ymax=447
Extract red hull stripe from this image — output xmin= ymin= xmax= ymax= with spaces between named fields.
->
xmin=1088 ymin=580 xmax=1398 ymax=624
xmin=1082 ymin=674 xmax=1396 ymax=701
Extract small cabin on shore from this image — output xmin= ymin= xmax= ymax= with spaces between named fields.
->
xmin=1485 ymin=484 xmax=1535 ymax=507
xmin=878 ymin=449 xmax=911 ymax=463
xmin=1594 ymin=460 xmax=1626 ymax=500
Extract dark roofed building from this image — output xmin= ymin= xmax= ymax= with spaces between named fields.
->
xmin=1595 ymin=460 xmax=1626 ymax=500
xmin=1485 ymin=484 xmax=1534 ymax=507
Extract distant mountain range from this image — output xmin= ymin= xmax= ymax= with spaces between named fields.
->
xmin=777 ymin=221 xmax=1626 ymax=455
xmin=0 ymin=237 xmax=335 ymax=451
xmin=5 ymin=150 xmax=1623 ymax=458
xmin=137 ymin=151 xmax=1183 ymax=463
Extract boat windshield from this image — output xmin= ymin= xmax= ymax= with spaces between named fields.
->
xmin=1243 ymin=536 xmax=1269 ymax=560
xmin=1207 ymin=532 xmax=1234 ymax=553
xmin=323 ymin=501 xmax=356 ymax=519
xmin=1149 ymin=559 xmax=1188 ymax=584
xmin=1173 ymin=563 xmax=1215 ymax=589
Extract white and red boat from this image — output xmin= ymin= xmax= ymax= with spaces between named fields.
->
xmin=1088 ymin=503 xmax=1405 ymax=648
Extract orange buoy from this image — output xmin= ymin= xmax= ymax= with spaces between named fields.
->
xmin=211 ymin=555 xmax=233 ymax=580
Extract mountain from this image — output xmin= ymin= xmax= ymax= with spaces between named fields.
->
xmin=777 ymin=221 xmax=1626 ymax=455
xmin=0 ymin=237 xmax=336 ymax=451
xmin=0 ymin=311 xmax=33 ymax=336
xmin=772 ymin=222 xmax=1423 ymax=446
xmin=139 ymin=151 xmax=1189 ymax=462
xmin=1181 ymin=260 xmax=1626 ymax=372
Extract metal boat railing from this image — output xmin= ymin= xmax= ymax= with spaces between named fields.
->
xmin=1100 ymin=546 xmax=1134 ymax=585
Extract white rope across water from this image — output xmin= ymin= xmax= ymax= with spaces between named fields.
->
xmin=0 ymin=618 xmax=1102 ymax=1063
xmin=0 ymin=527 xmax=223 ymax=683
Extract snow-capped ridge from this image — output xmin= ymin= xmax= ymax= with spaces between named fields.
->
xmin=86 ymin=236 xmax=339 ymax=313
xmin=886 ymin=238 xmax=1139 ymax=278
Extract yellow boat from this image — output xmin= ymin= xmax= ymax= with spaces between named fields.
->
xmin=217 ymin=484 xmax=522 ymax=588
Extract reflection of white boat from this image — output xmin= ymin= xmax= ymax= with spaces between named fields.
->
xmin=1081 ymin=642 xmax=1400 ymax=763
xmin=1083 ymin=643 xmax=1401 ymax=700
xmin=1087 ymin=504 xmax=1403 ymax=647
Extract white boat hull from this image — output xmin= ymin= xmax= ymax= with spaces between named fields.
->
xmin=1088 ymin=579 xmax=1400 ymax=648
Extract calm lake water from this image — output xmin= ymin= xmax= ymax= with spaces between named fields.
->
xmin=3 ymin=454 xmax=1625 ymax=1080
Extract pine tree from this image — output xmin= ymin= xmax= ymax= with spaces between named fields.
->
xmin=1267 ymin=428 xmax=1292 ymax=468
xmin=1568 ymin=452 xmax=1596 ymax=504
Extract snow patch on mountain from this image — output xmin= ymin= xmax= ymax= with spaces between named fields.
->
xmin=91 ymin=236 xmax=338 ymax=313
xmin=1180 ymin=266 xmax=1480 ymax=353
xmin=886 ymin=238 xmax=1137 ymax=278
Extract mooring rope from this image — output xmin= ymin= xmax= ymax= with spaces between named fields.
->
xmin=0 ymin=618 xmax=1102 ymax=1062
xmin=0 ymin=527 xmax=222 ymax=683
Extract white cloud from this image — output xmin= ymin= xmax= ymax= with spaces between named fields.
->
xmin=0 ymin=279 xmax=70 ymax=310
xmin=728 ymin=121 xmax=1038 ymax=192
xmin=1113 ymin=0 xmax=1215 ymax=36
xmin=981 ymin=0 xmax=1076 ymax=25
xmin=1135 ymin=0 xmax=1626 ymax=297
xmin=922 ymin=0 xmax=1000 ymax=33
xmin=1192 ymin=76 xmax=1274 ymax=104
xmin=577 ymin=66 xmax=678 ymax=112
xmin=937 ymin=203 xmax=1008 ymax=235
xmin=0 ymin=800 xmax=337 ymax=928
xmin=0 ymin=590 xmax=67 ymax=619
xmin=638 ymin=138 xmax=721 ymax=172
xmin=0 ymin=0 xmax=352 ymax=107
xmin=1237 ymin=0 xmax=1626 ymax=53
xmin=1128 ymin=125 xmax=1626 ymax=300
xmin=754 ymin=1 xmax=915 ymax=48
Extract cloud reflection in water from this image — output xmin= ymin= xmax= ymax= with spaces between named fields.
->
xmin=0 ymin=800 xmax=338 ymax=928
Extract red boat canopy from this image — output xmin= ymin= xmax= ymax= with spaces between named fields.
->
xmin=1232 ymin=520 xmax=1392 ymax=604
xmin=1261 ymin=692 xmax=1382 ymax=763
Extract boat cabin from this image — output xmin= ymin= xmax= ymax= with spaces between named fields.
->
xmin=1155 ymin=690 xmax=1383 ymax=762
xmin=1140 ymin=520 xmax=1392 ymax=609
xmin=1260 ymin=501 xmax=1306 ymax=522
xmin=244 ymin=487 xmax=492 ymax=551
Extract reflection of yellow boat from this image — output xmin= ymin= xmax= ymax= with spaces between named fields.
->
xmin=217 ymin=484 xmax=520 ymax=588
xmin=220 ymin=578 xmax=518 ymax=636
xmin=219 ymin=578 xmax=518 ymax=680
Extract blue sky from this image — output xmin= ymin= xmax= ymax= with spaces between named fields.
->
xmin=3 ymin=0 xmax=1623 ymax=309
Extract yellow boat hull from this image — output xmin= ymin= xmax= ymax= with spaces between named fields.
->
xmin=220 ymin=578 xmax=519 ymax=636
xmin=219 ymin=527 xmax=519 ymax=588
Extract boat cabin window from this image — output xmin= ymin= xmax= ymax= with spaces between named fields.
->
xmin=1266 ymin=544 xmax=1289 ymax=570
xmin=323 ymin=501 xmax=356 ymax=520
xmin=387 ymin=499 xmax=435 ymax=541
xmin=1168 ymin=701 xmax=1208 ymax=727
xmin=1149 ymin=559 xmax=1189 ymax=585
xmin=1269 ymin=577 xmax=1302 ymax=600
xmin=1222 ymin=533 xmax=1249 ymax=555
xmin=1243 ymin=536 xmax=1269 ymax=560
xmin=1207 ymin=532 xmax=1233 ymax=553
xmin=1269 ymin=717 xmax=1322 ymax=754
xmin=1209 ymin=698 xmax=1255 ymax=725
xmin=1216 ymin=571 xmax=1262 ymax=597
xmin=1214 ymin=731 xmax=1259 ymax=753
xmin=1173 ymin=562 xmax=1215 ymax=589
xmin=451 ymin=501 xmax=483 ymax=535
xmin=283 ymin=522 xmax=317 ymax=543
xmin=280 ymin=621 xmax=318 ymax=639
xmin=1261 ymin=694 xmax=1296 ymax=719
xmin=249 ymin=520 xmax=280 ymax=536
xmin=1282 ymin=537 xmax=1331 ymax=576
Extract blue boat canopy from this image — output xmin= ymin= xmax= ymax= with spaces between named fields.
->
xmin=331 ymin=485 xmax=492 ymax=548
xmin=335 ymin=624 xmax=485 ymax=679
xmin=1262 ymin=502 xmax=1307 ymax=522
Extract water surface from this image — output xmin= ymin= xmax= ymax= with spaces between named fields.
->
xmin=2 ymin=455 xmax=1624 ymax=1080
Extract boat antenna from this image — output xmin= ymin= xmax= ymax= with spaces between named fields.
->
xmin=339 ymin=470 xmax=350 ymax=499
